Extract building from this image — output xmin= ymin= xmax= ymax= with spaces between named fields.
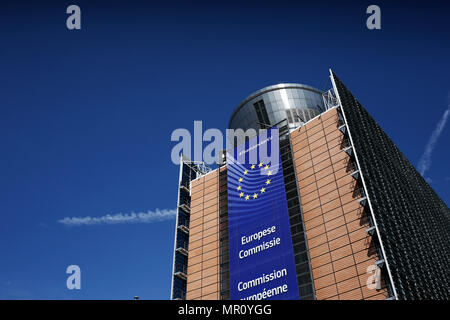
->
xmin=170 ymin=69 xmax=450 ymax=300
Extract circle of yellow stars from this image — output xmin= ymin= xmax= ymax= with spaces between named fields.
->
xmin=237 ymin=162 xmax=273 ymax=200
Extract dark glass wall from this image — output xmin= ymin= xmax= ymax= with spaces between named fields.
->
xmin=218 ymin=167 xmax=230 ymax=300
xmin=280 ymin=126 xmax=315 ymax=299
xmin=171 ymin=159 xmax=210 ymax=300
xmin=332 ymin=72 xmax=450 ymax=300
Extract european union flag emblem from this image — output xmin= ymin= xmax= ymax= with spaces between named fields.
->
xmin=227 ymin=128 xmax=300 ymax=300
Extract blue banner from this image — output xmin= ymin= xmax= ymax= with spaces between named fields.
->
xmin=227 ymin=129 xmax=299 ymax=300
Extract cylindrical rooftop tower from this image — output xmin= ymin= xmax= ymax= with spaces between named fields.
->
xmin=228 ymin=83 xmax=325 ymax=131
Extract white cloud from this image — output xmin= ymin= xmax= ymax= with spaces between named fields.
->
xmin=417 ymin=103 xmax=450 ymax=177
xmin=58 ymin=208 xmax=177 ymax=226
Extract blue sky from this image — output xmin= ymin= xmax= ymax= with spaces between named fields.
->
xmin=0 ymin=0 xmax=449 ymax=299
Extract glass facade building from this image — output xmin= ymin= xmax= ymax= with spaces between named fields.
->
xmin=171 ymin=71 xmax=450 ymax=300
